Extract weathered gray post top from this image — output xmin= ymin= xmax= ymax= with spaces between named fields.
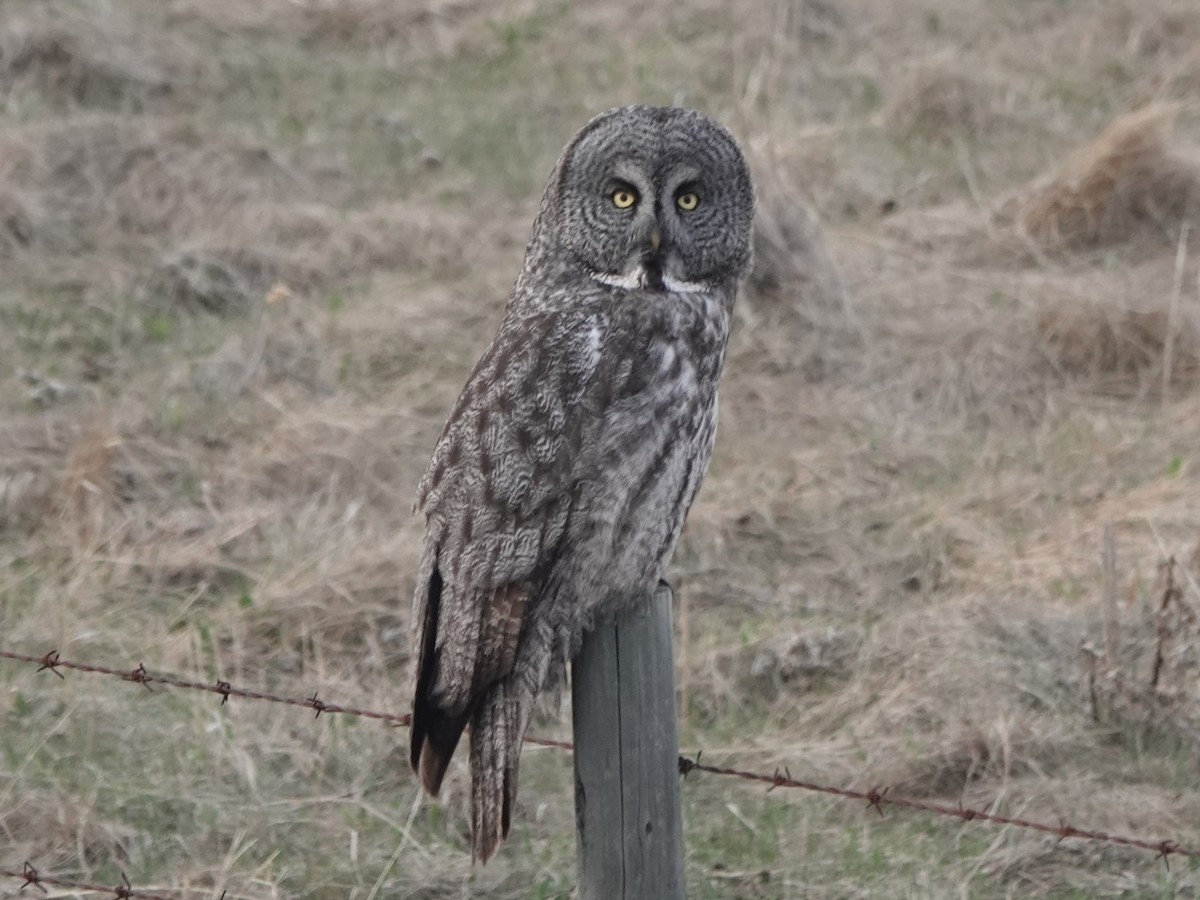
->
xmin=572 ymin=582 xmax=686 ymax=899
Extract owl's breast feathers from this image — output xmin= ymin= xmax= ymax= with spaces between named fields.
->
xmin=410 ymin=288 xmax=729 ymax=849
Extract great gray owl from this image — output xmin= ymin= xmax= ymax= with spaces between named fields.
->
xmin=409 ymin=105 xmax=754 ymax=862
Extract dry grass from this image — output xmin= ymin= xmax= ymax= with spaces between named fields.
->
xmin=1008 ymin=105 xmax=1200 ymax=252
xmin=1038 ymin=301 xmax=1200 ymax=387
xmin=743 ymin=155 xmax=860 ymax=380
xmin=883 ymin=59 xmax=995 ymax=143
xmin=0 ymin=2 xmax=197 ymax=111
xmin=0 ymin=118 xmax=325 ymax=261
xmin=3 ymin=0 xmax=1200 ymax=897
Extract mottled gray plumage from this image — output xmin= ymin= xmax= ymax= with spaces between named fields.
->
xmin=409 ymin=105 xmax=754 ymax=862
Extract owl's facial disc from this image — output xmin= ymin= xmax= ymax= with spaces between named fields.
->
xmin=557 ymin=109 xmax=754 ymax=294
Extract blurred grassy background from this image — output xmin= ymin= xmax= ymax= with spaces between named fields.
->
xmin=2 ymin=0 xmax=1200 ymax=896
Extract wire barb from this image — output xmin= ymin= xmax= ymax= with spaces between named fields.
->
xmin=307 ymin=691 xmax=327 ymax=718
xmin=865 ymin=786 xmax=888 ymax=817
xmin=37 ymin=651 xmax=64 ymax=679
xmin=128 ymin=663 xmax=153 ymax=691
xmin=1157 ymin=840 xmax=1180 ymax=870
xmin=19 ymin=861 xmax=47 ymax=894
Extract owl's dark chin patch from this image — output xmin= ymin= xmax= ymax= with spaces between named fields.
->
xmin=639 ymin=255 xmax=665 ymax=292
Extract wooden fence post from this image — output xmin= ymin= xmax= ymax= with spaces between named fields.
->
xmin=571 ymin=582 xmax=685 ymax=899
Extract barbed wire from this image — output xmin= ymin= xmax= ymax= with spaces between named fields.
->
xmin=0 ymin=862 xmax=179 ymax=899
xmin=676 ymin=756 xmax=1196 ymax=864
xmin=2 ymin=645 xmax=1199 ymax=900
xmin=0 ymin=649 xmax=575 ymax=751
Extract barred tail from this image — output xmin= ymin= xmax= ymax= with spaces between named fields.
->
xmin=469 ymin=679 xmax=525 ymax=863
xmin=411 ymin=565 xmax=474 ymax=797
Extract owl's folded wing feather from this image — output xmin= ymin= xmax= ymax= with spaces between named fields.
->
xmin=410 ymin=305 xmax=607 ymax=795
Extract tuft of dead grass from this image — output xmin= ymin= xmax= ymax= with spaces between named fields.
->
xmin=0 ymin=413 xmax=113 ymax=542
xmin=743 ymin=627 xmax=859 ymax=700
xmin=1125 ymin=4 xmax=1200 ymax=59
xmin=1038 ymin=300 xmax=1200 ymax=388
xmin=0 ymin=797 xmax=134 ymax=871
xmin=839 ymin=599 xmax=1089 ymax=802
xmin=887 ymin=719 xmax=1044 ymax=798
xmin=142 ymin=201 xmax=478 ymax=318
xmin=0 ymin=114 xmax=481 ymax=310
xmin=292 ymin=0 xmax=491 ymax=52
xmin=171 ymin=0 xmax=501 ymax=60
xmin=58 ymin=414 xmax=123 ymax=551
xmin=0 ymin=116 xmax=482 ymax=317
xmin=1085 ymin=549 xmax=1200 ymax=755
xmin=0 ymin=118 xmax=329 ymax=259
xmin=884 ymin=60 xmax=993 ymax=143
xmin=849 ymin=269 xmax=1059 ymax=427
xmin=145 ymin=249 xmax=267 ymax=317
xmin=1006 ymin=105 xmax=1200 ymax=252
xmin=0 ymin=4 xmax=197 ymax=110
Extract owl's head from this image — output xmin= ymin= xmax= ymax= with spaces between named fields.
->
xmin=537 ymin=106 xmax=755 ymax=296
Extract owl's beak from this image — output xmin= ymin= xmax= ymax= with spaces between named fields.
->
xmin=636 ymin=225 xmax=667 ymax=291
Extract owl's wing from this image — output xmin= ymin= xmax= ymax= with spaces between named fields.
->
xmin=410 ymin=305 xmax=607 ymax=795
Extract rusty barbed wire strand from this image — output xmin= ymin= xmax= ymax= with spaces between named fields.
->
xmin=0 ymin=649 xmax=576 ymax=748
xmin=0 ymin=648 xmax=409 ymax=726
xmin=3 ymin=647 xmax=1199 ymax=867
xmin=0 ymin=862 xmax=179 ymax=899
xmin=674 ymin=755 xmax=1198 ymax=864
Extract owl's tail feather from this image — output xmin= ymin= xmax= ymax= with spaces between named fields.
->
xmin=413 ymin=703 xmax=470 ymax=797
xmin=470 ymin=681 xmax=523 ymax=864
xmin=411 ymin=566 xmax=470 ymax=797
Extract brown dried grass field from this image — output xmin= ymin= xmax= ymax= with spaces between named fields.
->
xmin=2 ymin=0 xmax=1200 ymax=897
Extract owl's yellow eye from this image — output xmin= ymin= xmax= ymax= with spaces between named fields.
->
xmin=676 ymin=191 xmax=700 ymax=211
xmin=612 ymin=189 xmax=638 ymax=209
